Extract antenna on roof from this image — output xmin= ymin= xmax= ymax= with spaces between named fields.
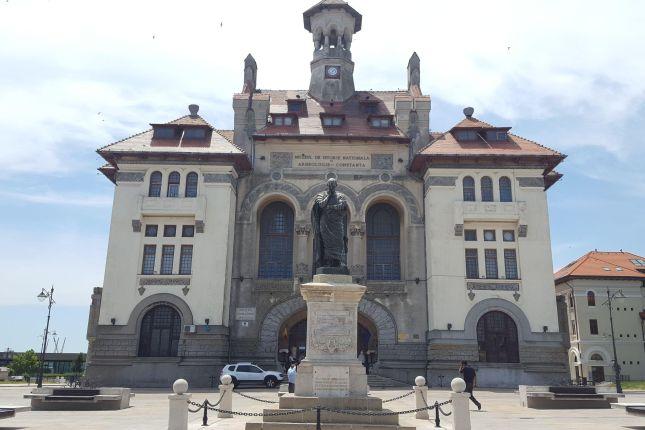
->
xmin=463 ymin=107 xmax=474 ymax=118
xmin=188 ymin=104 xmax=199 ymax=117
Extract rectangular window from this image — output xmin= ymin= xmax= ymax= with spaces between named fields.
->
xmin=184 ymin=128 xmax=206 ymax=139
xmin=502 ymin=230 xmax=515 ymax=242
xmin=322 ymin=116 xmax=343 ymax=126
xmin=160 ymin=245 xmax=174 ymax=275
xmin=142 ymin=245 xmax=156 ymax=275
xmin=465 ymin=249 xmax=479 ymax=279
xmin=455 ymin=130 xmax=477 ymax=141
xmin=370 ymin=118 xmax=391 ymax=128
xmin=485 ymin=249 xmax=498 ymax=279
xmin=464 ymin=229 xmax=477 ymax=241
xmin=287 ymin=101 xmax=303 ymax=113
xmin=182 ymin=225 xmax=195 ymax=237
xmin=504 ymin=249 xmax=518 ymax=279
xmin=145 ymin=225 xmax=158 ymax=237
xmin=179 ymin=245 xmax=193 ymax=275
xmin=485 ymin=130 xmax=507 ymax=141
xmin=273 ymin=116 xmax=294 ymax=126
xmin=483 ymin=230 xmax=496 ymax=241
xmin=164 ymin=225 xmax=177 ymax=237
xmin=361 ymin=103 xmax=378 ymax=114
xmin=589 ymin=319 xmax=599 ymax=335
xmin=153 ymin=126 xmax=177 ymax=139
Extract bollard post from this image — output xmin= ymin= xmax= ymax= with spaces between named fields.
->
xmin=449 ymin=377 xmax=471 ymax=430
xmin=413 ymin=376 xmax=429 ymax=420
xmin=218 ymin=374 xmax=234 ymax=418
xmin=201 ymin=400 xmax=208 ymax=426
xmin=168 ymin=379 xmax=191 ymax=430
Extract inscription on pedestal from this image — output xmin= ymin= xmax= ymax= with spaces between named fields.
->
xmin=310 ymin=310 xmax=352 ymax=353
xmin=313 ymin=366 xmax=349 ymax=397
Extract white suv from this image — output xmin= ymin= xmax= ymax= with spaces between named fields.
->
xmin=220 ymin=363 xmax=284 ymax=388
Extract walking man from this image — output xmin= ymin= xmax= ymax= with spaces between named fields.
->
xmin=459 ymin=360 xmax=481 ymax=410
xmin=287 ymin=363 xmax=297 ymax=393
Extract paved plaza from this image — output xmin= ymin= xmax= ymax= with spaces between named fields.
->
xmin=1 ymin=385 xmax=644 ymax=429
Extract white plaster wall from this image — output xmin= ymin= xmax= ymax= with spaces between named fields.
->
xmin=98 ymin=164 xmax=237 ymax=327
xmin=424 ymin=168 xmax=560 ymax=333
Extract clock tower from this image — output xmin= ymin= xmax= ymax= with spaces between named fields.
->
xmin=303 ymin=0 xmax=362 ymax=102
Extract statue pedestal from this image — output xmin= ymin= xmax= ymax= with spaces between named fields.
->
xmin=295 ymin=274 xmax=367 ymax=397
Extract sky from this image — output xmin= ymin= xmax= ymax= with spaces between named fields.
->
xmin=0 ymin=0 xmax=643 ymax=354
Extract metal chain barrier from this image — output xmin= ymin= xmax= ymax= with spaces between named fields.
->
xmin=421 ymin=390 xmax=452 ymax=427
xmin=381 ymin=390 xmax=415 ymax=403
xmin=187 ymin=390 xmax=227 ymax=426
xmin=233 ymin=389 xmax=279 ymax=404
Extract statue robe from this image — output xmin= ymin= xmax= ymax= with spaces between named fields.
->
xmin=311 ymin=191 xmax=348 ymax=271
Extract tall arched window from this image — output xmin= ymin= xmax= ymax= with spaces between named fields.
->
xmin=366 ymin=203 xmax=401 ymax=280
xmin=499 ymin=176 xmax=512 ymax=202
xmin=481 ymin=176 xmax=494 ymax=202
xmin=138 ymin=304 xmax=181 ymax=357
xmin=476 ymin=311 xmax=519 ymax=363
xmin=463 ymin=176 xmax=475 ymax=201
xmin=258 ymin=202 xmax=294 ymax=279
xmin=587 ymin=291 xmax=596 ymax=307
xmin=185 ymin=172 xmax=198 ymax=198
xmin=148 ymin=171 xmax=162 ymax=197
xmin=167 ymin=171 xmax=180 ymax=197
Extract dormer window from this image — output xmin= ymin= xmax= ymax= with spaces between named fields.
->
xmin=183 ymin=128 xmax=207 ymax=139
xmin=360 ymin=100 xmax=379 ymax=114
xmin=321 ymin=115 xmax=344 ymax=127
xmin=455 ymin=130 xmax=477 ymax=141
xmin=369 ymin=116 xmax=392 ymax=128
xmin=287 ymin=100 xmax=305 ymax=113
xmin=153 ymin=126 xmax=179 ymax=139
xmin=485 ymin=130 xmax=508 ymax=141
xmin=272 ymin=115 xmax=296 ymax=127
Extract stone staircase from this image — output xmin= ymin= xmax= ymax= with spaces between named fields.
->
xmin=367 ymin=374 xmax=410 ymax=389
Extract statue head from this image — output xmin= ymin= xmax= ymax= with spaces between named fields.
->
xmin=327 ymin=177 xmax=337 ymax=194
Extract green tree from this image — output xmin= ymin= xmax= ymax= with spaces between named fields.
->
xmin=9 ymin=349 xmax=40 ymax=377
xmin=72 ymin=353 xmax=85 ymax=374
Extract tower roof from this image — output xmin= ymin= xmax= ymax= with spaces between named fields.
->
xmin=303 ymin=0 xmax=362 ymax=32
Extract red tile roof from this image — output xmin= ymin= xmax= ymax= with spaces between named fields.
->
xmin=554 ymin=251 xmax=645 ymax=282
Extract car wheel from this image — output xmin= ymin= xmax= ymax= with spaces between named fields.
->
xmin=264 ymin=376 xmax=278 ymax=388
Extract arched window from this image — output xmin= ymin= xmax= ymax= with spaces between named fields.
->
xmin=138 ymin=304 xmax=181 ymax=357
xmin=476 ymin=311 xmax=519 ymax=363
xmin=463 ymin=176 xmax=475 ymax=201
xmin=499 ymin=176 xmax=512 ymax=202
xmin=148 ymin=171 xmax=162 ymax=197
xmin=366 ymin=203 xmax=401 ymax=280
xmin=167 ymin=172 xmax=180 ymax=197
xmin=481 ymin=176 xmax=494 ymax=202
xmin=185 ymin=172 xmax=198 ymax=198
xmin=587 ymin=291 xmax=596 ymax=307
xmin=590 ymin=353 xmax=603 ymax=361
xmin=258 ymin=202 xmax=294 ymax=279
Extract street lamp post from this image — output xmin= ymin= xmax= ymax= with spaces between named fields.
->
xmin=604 ymin=288 xmax=623 ymax=394
xmin=36 ymin=286 xmax=55 ymax=388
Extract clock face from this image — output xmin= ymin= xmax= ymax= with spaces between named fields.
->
xmin=325 ymin=66 xmax=340 ymax=78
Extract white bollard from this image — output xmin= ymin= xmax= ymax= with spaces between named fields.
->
xmin=450 ymin=377 xmax=471 ymax=430
xmin=218 ymin=374 xmax=234 ymax=418
xmin=168 ymin=379 xmax=191 ymax=430
xmin=414 ymin=375 xmax=429 ymax=420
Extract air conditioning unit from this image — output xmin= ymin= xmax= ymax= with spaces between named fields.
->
xmin=184 ymin=325 xmax=196 ymax=333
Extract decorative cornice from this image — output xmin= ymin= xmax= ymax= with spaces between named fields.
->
xmin=467 ymin=282 xmax=520 ymax=291
xmin=139 ymin=277 xmax=191 ymax=286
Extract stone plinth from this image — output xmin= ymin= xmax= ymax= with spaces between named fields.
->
xmin=295 ymin=274 xmax=367 ymax=398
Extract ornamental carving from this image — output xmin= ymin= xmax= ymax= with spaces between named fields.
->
xmin=295 ymin=263 xmax=310 ymax=275
xmin=270 ymin=152 xmax=293 ymax=169
xmin=518 ymin=224 xmax=528 ymax=237
xmin=311 ymin=336 xmax=352 ymax=353
xmin=295 ymin=224 xmax=312 ymax=236
xmin=454 ymin=224 xmax=463 ymax=236
xmin=350 ymin=223 xmax=365 ymax=237
xmin=371 ymin=154 xmax=393 ymax=170
xmin=131 ymin=220 xmax=142 ymax=232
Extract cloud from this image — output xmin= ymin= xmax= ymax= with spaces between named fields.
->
xmin=0 ymin=190 xmax=112 ymax=207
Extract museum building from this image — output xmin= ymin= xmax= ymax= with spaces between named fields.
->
xmin=86 ymin=0 xmax=569 ymax=387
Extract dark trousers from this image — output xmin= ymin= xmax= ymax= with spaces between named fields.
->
xmin=288 ymin=383 xmax=295 ymax=393
xmin=465 ymin=383 xmax=481 ymax=409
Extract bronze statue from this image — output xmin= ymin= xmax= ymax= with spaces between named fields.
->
xmin=311 ymin=178 xmax=349 ymax=274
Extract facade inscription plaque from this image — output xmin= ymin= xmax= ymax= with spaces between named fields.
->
xmin=294 ymin=153 xmax=371 ymax=169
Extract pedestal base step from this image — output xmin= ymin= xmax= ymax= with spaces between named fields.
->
xmin=280 ymin=394 xmax=383 ymax=410
xmin=246 ymin=423 xmax=414 ymax=430
xmin=261 ymin=408 xmax=399 ymax=425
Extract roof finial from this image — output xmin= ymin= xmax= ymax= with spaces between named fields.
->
xmin=463 ymin=107 xmax=474 ymax=118
xmin=188 ymin=104 xmax=199 ymax=117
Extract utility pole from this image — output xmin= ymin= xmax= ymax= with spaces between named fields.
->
xmin=604 ymin=288 xmax=623 ymax=394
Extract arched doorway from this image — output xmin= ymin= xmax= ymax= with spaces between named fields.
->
xmin=276 ymin=310 xmax=379 ymax=372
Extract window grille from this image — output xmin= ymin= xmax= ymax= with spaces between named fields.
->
xmin=504 ymin=249 xmax=518 ymax=279
xmin=485 ymin=249 xmax=498 ymax=278
xmin=476 ymin=311 xmax=519 ymax=363
xmin=481 ymin=176 xmax=494 ymax=201
xmin=465 ymin=249 xmax=479 ymax=279
xmin=142 ymin=245 xmax=156 ymax=275
xmin=258 ymin=202 xmax=294 ymax=279
xmin=167 ymin=171 xmax=180 ymax=197
xmin=160 ymin=245 xmax=174 ymax=275
xmin=499 ymin=176 xmax=512 ymax=202
xmin=138 ymin=304 xmax=181 ymax=357
xmin=148 ymin=171 xmax=162 ymax=197
xmin=463 ymin=176 xmax=475 ymax=201
xmin=366 ymin=204 xmax=400 ymax=280
xmin=185 ymin=172 xmax=198 ymax=197
xmin=179 ymin=245 xmax=193 ymax=275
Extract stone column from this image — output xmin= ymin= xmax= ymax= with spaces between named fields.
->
xmin=168 ymin=379 xmax=191 ymax=430
xmin=295 ymin=224 xmax=311 ymax=279
xmin=349 ymin=223 xmax=365 ymax=279
xmin=218 ymin=375 xmax=234 ymax=418
xmin=413 ymin=376 xmax=429 ymax=419
xmin=450 ymin=378 xmax=471 ymax=430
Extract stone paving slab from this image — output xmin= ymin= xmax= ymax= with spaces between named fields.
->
xmin=0 ymin=386 xmax=643 ymax=429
